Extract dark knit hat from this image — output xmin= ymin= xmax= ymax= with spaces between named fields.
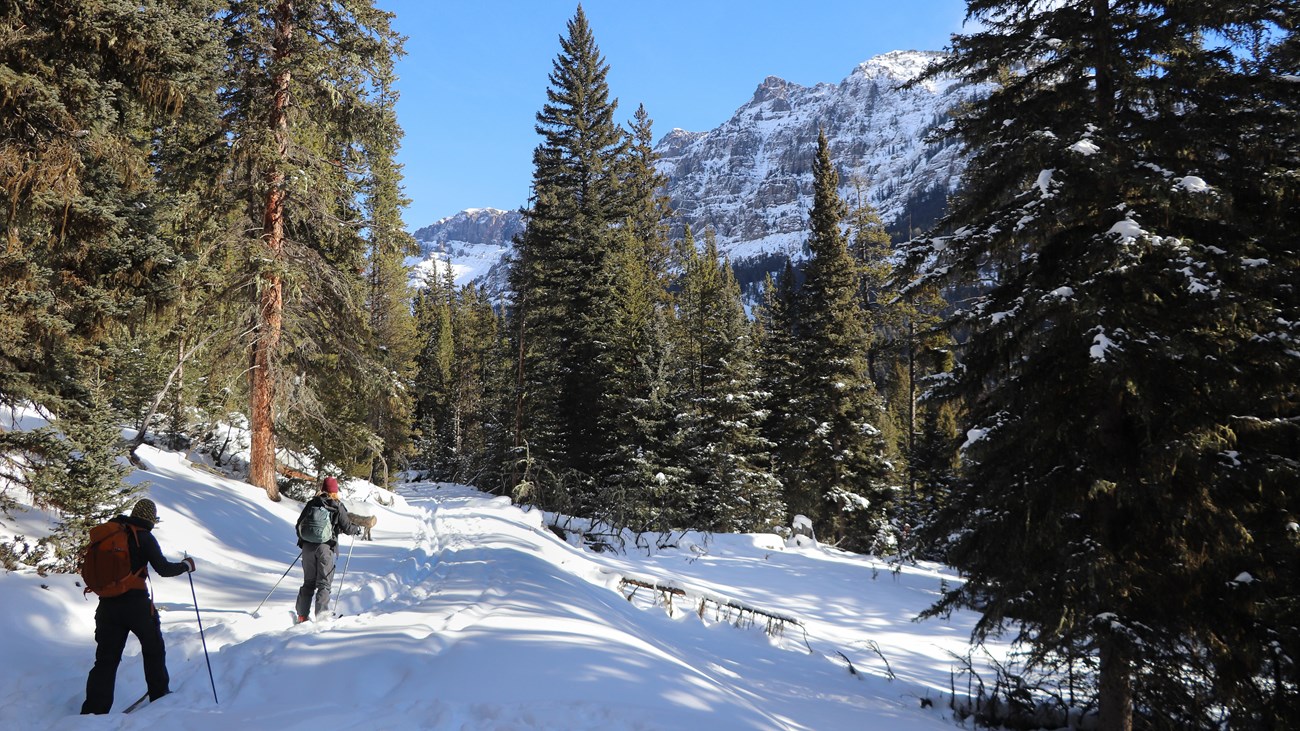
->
xmin=131 ymin=499 xmax=159 ymax=528
xmin=322 ymin=476 xmax=339 ymax=494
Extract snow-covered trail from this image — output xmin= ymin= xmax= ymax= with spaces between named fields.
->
xmin=4 ymin=444 xmax=986 ymax=730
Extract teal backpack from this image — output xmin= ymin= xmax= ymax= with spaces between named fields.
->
xmin=298 ymin=505 xmax=335 ymax=544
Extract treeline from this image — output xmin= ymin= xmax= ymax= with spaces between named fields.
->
xmin=2 ymin=1 xmax=414 ymax=562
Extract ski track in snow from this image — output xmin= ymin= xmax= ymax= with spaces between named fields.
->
xmin=3 ymin=442 xmax=996 ymax=730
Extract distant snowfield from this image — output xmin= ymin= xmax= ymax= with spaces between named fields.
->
xmin=2 ymin=440 xmax=1002 ymax=730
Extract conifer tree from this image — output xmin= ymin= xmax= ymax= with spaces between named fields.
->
xmin=622 ymin=104 xmax=676 ymax=278
xmin=906 ymin=2 xmax=1299 ymax=726
xmin=32 ymin=378 xmax=137 ymax=572
xmin=0 ymin=0 xmax=222 ymax=534
xmin=600 ymin=227 xmax=680 ymax=530
xmin=791 ymin=131 xmax=895 ymax=549
xmin=846 ymin=176 xmax=896 ymax=386
xmin=222 ymin=0 xmax=406 ymax=500
xmin=509 ymin=5 xmax=628 ymax=508
xmin=671 ymin=230 xmax=784 ymax=532
xmin=413 ymin=267 xmax=457 ymax=479
xmin=361 ymin=83 xmax=420 ymax=488
xmin=596 ymin=104 xmax=679 ymax=530
xmin=756 ymin=262 xmax=809 ymax=531
xmin=413 ymin=267 xmax=510 ymax=489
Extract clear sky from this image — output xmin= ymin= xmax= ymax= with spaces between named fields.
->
xmin=383 ymin=1 xmax=971 ymax=231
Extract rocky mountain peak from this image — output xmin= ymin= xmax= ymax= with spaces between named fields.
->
xmin=657 ymin=49 xmax=976 ymax=264
xmin=411 ymin=50 xmax=982 ymax=294
xmin=850 ymin=49 xmax=946 ymax=83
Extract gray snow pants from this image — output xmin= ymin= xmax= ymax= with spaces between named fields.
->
xmin=295 ymin=542 xmax=337 ymax=619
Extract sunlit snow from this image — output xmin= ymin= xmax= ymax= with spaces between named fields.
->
xmin=0 ymin=407 xmax=1005 ymax=731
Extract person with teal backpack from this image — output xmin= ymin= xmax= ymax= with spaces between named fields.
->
xmin=293 ymin=477 xmax=360 ymax=623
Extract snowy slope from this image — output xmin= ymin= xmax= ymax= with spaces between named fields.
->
xmin=1 ymin=424 xmax=1002 ymax=729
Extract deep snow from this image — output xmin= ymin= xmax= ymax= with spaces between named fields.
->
xmin=1 ymin=436 xmax=1001 ymax=730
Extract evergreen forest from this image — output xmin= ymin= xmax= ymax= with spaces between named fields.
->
xmin=1 ymin=2 xmax=1296 ymax=729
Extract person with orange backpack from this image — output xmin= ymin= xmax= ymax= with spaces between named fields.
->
xmin=79 ymin=498 xmax=195 ymax=715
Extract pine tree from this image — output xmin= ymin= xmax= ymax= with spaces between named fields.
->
xmin=222 ymin=0 xmax=406 ymax=500
xmin=671 ymin=229 xmax=784 ymax=533
xmin=791 ymin=131 xmax=895 ymax=550
xmin=905 ymin=2 xmax=1299 ymax=727
xmin=755 ymin=262 xmax=806 ymax=525
xmin=509 ymin=5 xmax=628 ymax=509
xmin=0 ymin=0 xmax=221 ymax=531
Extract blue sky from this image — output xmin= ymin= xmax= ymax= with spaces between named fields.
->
xmin=384 ymin=1 xmax=970 ymax=231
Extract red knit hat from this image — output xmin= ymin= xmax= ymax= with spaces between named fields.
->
xmin=322 ymin=476 xmax=339 ymax=494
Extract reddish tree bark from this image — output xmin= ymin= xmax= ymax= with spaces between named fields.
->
xmin=249 ymin=1 xmax=293 ymax=502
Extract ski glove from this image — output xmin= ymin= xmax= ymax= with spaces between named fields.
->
xmin=182 ymin=557 xmax=196 ymax=573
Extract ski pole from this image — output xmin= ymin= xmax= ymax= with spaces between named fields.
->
xmin=186 ymin=561 xmax=219 ymax=705
xmin=251 ymin=550 xmax=302 ymax=617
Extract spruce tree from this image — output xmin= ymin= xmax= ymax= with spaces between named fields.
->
xmin=622 ymin=104 xmax=676 ymax=278
xmin=597 ymin=104 xmax=679 ymax=531
xmin=0 ymin=0 xmax=221 ymax=540
xmin=791 ymin=131 xmax=895 ymax=550
xmin=600 ymin=228 xmax=680 ymax=531
xmin=509 ymin=5 xmax=628 ymax=508
xmin=671 ymin=230 xmax=785 ymax=533
xmin=755 ymin=263 xmax=806 ymax=526
xmin=846 ymin=176 xmax=896 ymax=388
xmin=33 ymin=378 xmax=137 ymax=572
xmin=361 ymin=82 xmax=419 ymax=488
xmin=906 ymin=2 xmax=1299 ymax=727
xmin=413 ymin=267 xmax=457 ymax=479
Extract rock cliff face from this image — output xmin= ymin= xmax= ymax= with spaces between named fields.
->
xmin=409 ymin=208 xmax=523 ymax=293
xmin=657 ymin=50 xmax=974 ymax=262
xmin=412 ymin=208 xmax=524 ymax=259
xmin=412 ymin=51 xmax=978 ymax=290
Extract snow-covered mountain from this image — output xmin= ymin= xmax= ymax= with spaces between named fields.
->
xmin=409 ymin=207 xmax=523 ymax=292
xmin=411 ymin=50 xmax=977 ymax=290
xmin=660 ymin=50 xmax=972 ymax=262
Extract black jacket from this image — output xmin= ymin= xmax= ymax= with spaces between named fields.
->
xmin=295 ymin=495 xmax=359 ymax=550
xmin=105 ymin=515 xmax=191 ymax=600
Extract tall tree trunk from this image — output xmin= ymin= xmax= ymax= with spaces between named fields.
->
xmin=1092 ymin=0 xmax=1115 ymax=128
xmin=512 ymin=292 xmax=527 ymax=489
xmin=1098 ymin=639 xmax=1133 ymax=731
xmin=250 ymin=1 xmax=293 ymax=502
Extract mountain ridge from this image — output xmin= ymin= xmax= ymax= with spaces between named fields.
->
xmin=412 ymin=49 xmax=975 ymax=291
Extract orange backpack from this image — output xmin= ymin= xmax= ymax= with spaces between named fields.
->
xmin=79 ymin=521 xmax=147 ymax=598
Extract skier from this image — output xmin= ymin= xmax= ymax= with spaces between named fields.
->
xmin=81 ymin=498 xmax=196 ymax=714
xmin=294 ymin=476 xmax=361 ymax=622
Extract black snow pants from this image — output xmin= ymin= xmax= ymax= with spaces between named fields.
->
xmin=81 ymin=593 xmax=169 ymax=714
xmin=295 ymin=541 xmax=338 ymax=619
